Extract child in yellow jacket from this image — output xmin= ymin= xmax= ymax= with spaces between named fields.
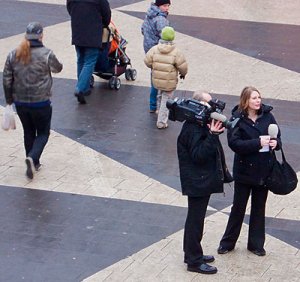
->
xmin=144 ymin=27 xmax=188 ymax=129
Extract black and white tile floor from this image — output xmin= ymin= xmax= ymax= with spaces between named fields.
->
xmin=0 ymin=1 xmax=299 ymax=281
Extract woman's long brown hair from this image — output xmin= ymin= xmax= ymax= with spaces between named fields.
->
xmin=238 ymin=86 xmax=261 ymax=113
xmin=16 ymin=38 xmax=31 ymax=64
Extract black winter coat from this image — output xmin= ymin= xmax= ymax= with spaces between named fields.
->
xmin=67 ymin=0 xmax=111 ymax=48
xmin=228 ymin=104 xmax=281 ymax=186
xmin=177 ymin=121 xmax=233 ymax=197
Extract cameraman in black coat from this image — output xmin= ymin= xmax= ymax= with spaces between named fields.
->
xmin=67 ymin=0 xmax=111 ymax=104
xmin=218 ymin=86 xmax=281 ymax=257
xmin=177 ymin=92 xmax=233 ymax=274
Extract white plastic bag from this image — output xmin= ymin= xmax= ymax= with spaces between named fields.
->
xmin=1 ymin=105 xmax=16 ymax=131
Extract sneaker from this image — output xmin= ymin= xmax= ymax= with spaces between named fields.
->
xmin=149 ymin=109 xmax=156 ymax=113
xmin=35 ymin=163 xmax=42 ymax=171
xmin=157 ymin=123 xmax=168 ymax=129
xmin=25 ymin=157 xmax=34 ymax=179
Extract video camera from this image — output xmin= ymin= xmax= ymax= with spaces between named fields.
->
xmin=166 ymin=97 xmax=239 ymax=129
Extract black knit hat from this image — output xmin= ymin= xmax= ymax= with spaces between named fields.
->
xmin=155 ymin=0 xmax=171 ymax=6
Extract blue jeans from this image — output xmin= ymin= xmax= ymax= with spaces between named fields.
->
xmin=150 ymin=72 xmax=158 ymax=111
xmin=16 ymin=104 xmax=52 ymax=166
xmin=75 ymin=46 xmax=100 ymax=94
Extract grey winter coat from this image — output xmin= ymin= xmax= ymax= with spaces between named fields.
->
xmin=3 ymin=42 xmax=63 ymax=105
xmin=141 ymin=3 xmax=169 ymax=53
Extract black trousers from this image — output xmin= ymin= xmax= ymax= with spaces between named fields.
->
xmin=183 ymin=195 xmax=210 ymax=266
xmin=219 ymin=182 xmax=268 ymax=251
xmin=16 ymin=104 xmax=52 ymax=166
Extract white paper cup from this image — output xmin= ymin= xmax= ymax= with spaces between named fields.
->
xmin=259 ymin=135 xmax=270 ymax=152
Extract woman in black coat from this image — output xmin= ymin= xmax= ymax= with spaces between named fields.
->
xmin=177 ymin=92 xmax=233 ymax=274
xmin=218 ymin=86 xmax=281 ymax=257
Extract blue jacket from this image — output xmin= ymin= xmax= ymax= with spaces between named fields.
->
xmin=228 ymin=104 xmax=281 ymax=186
xmin=141 ymin=3 xmax=169 ymax=53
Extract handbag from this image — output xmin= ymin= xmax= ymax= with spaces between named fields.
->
xmin=265 ymin=148 xmax=298 ymax=195
xmin=1 ymin=104 xmax=16 ymax=131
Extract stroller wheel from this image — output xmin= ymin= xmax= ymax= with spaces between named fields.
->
xmin=90 ymin=75 xmax=95 ymax=88
xmin=130 ymin=69 xmax=137 ymax=81
xmin=109 ymin=77 xmax=115 ymax=89
xmin=125 ymin=69 xmax=131 ymax=81
xmin=109 ymin=76 xmax=121 ymax=90
xmin=114 ymin=78 xmax=121 ymax=90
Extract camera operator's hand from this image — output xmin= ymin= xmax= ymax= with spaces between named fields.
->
xmin=208 ymin=119 xmax=225 ymax=135
xmin=179 ymin=75 xmax=185 ymax=80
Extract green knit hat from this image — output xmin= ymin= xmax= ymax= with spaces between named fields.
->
xmin=161 ymin=26 xmax=175 ymax=41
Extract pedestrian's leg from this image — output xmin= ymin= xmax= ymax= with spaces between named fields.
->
xmin=75 ymin=46 xmax=84 ymax=80
xmin=157 ymin=91 xmax=172 ymax=128
xmin=247 ymin=185 xmax=268 ymax=252
xmin=219 ymin=182 xmax=251 ymax=250
xmin=156 ymin=90 xmax=162 ymax=111
xmin=184 ymin=196 xmax=210 ymax=266
xmin=76 ymin=47 xmax=99 ymax=95
xmin=149 ymin=72 xmax=158 ymax=112
xmin=16 ymin=106 xmax=35 ymax=157
xmin=28 ymin=105 xmax=52 ymax=167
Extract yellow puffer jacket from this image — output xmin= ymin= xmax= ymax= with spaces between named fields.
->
xmin=144 ymin=41 xmax=188 ymax=92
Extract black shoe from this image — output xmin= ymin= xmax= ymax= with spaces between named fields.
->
xmin=248 ymin=248 xmax=266 ymax=256
xmin=82 ymin=89 xmax=91 ymax=96
xmin=184 ymin=255 xmax=215 ymax=264
xmin=187 ymin=263 xmax=217 ymax=274
xmin=74 ymin=92 xmax=86 ymax=104
xmin=203 ymin=255 xmax=215 ymax=263
xmin=217 ymin=246 xmax=233 ymax=254
xmin=25 ymin=157 xmax=34 ymax=180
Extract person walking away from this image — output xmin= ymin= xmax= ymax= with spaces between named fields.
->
xmin=2 ymin=22 xmax=63 ymax=179
xmin=144 ymin=26 xmax=187 ymax=129
xmin=141 ymin=0 xmax=170 ymax=113
xmin=67 ymin=0 xmax=111 ymax=104
xmin=217 ymin=86 xmax=281 ymax=256
xmin=178 ymin=91 xmax=233 ymax=274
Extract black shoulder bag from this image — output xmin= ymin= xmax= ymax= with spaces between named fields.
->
xmin=265 ymin=148 xmax=298 ymax=195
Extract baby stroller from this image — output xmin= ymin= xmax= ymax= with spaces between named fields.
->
xmin=91 ymin=22 xmax=137 ymax=90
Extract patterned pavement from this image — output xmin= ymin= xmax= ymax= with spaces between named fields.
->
xmin=0 ymin=0 xmax=299 ymax=281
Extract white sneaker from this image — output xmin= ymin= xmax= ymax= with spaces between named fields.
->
xmin=157 ymin=123 xmax=168 ymax=129
xmin=25 ymin=157 xmax=34 ymax=179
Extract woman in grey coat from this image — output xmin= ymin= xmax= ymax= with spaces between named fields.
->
xmin=3 ymin=22 xmax=63 ymax=179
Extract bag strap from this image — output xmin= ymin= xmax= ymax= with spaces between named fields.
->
xmin=272 ymin=147 xmax=287 ymax=163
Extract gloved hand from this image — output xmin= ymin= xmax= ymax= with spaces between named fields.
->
xmin=179 ymin=75 xmax=185 ymax=80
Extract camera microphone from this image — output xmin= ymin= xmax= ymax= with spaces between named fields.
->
xmin=268 ymin=124 xmax=279 ymax=139
xmin=210 ymin=112 xmax=227 ymax=123
xmin=210 ymin=112 xmax=239 ymax=129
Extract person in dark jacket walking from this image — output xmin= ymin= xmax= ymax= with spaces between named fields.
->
xmin=217 ymin=86 xmax=281 ymax=257
xmin=3 ymin=22 xmax=63 ymax=179
xmin=67 ymin=0 xmax=111 ymax=104
xmin=177 ymin=91 xmax=233 ymax=274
